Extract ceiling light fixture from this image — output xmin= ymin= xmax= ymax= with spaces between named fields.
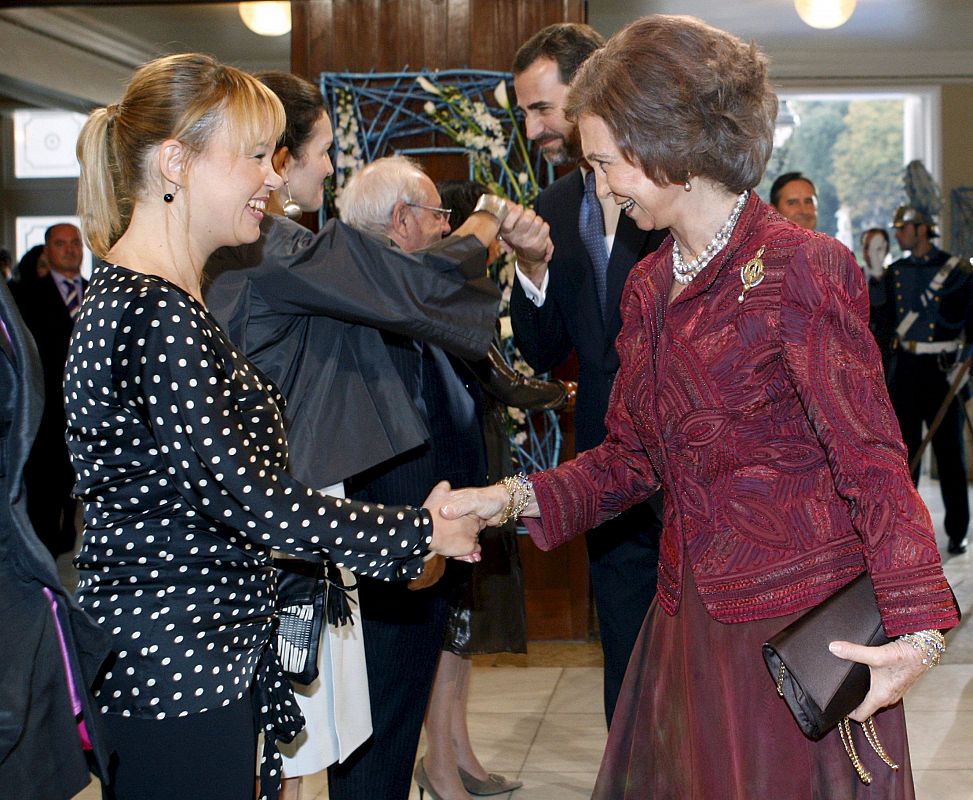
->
xmin=238 ymin=1 xmax=291 ymax=37
xmin=794 ymin=0 xmax=857 ymax=30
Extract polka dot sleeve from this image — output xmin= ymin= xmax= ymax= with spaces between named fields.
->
xmin=109 ymin=277 xmax=431 ymax=580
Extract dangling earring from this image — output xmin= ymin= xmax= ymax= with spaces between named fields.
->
xmin=163 ymin=184 xmax=181 ymax=203
xmin=282 ymin=180 xmax=302 ymax=220
xmin=683 ymin=173 xmax=692 ymax=193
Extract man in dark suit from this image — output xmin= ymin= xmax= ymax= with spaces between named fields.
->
xmin=10 ymin=223 xmax=86 ymax=557
xmin=0 ymin=279 xmax=111 ymax=797
xmin=511 ymin=24 xmax=667 ymax=726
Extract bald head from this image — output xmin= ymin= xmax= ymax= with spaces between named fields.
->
xmin=44 ymin=223 xmax=83 ymax=277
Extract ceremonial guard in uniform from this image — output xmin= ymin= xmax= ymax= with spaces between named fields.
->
xmin=872 ymin=205 xmax=973 ymax=555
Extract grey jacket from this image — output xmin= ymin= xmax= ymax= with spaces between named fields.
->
xmin=205 ymin=215 xmax=500 ymax=487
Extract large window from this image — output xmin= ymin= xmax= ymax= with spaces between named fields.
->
xmin=5 ymin=109 xmax=92 ymax=275
xmin=13 ymin=109 xmax=87 ymax=180
xmin=758 ymin=88 xmax=940 ymax=259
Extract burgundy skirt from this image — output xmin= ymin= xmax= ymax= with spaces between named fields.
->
xmin=593 ymin=569 xmax=916 ymax=800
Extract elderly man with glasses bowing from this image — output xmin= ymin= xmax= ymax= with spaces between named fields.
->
xmin=328 ymin=155 xmax=550 ymax=800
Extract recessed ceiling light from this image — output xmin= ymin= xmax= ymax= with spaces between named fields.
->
xmin=794 ymin=0 xmax=857 ymax=30
xmin=238 ymin=2 xmax=291 ymax=37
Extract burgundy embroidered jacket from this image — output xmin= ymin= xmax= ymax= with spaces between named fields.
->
xmin=525 ymin=194 xmax=959 ymax=637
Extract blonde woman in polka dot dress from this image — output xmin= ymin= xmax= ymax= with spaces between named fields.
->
xmin=70 ymin=53 xmax=482 ymax=800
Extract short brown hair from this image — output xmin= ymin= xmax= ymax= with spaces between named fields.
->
xmin=512 ymin=23 xmax=605 ymax=84
xmin=566 ymin=15 xmax=777 ymax=193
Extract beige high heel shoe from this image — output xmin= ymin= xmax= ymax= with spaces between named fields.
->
xmin=413 ymin=757 xmax=445 ymax=800
xmin=457 ymin=765 xmax=523 ymax=796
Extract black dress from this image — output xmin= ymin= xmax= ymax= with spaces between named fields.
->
xmin=66 ymin=263 xmax=433 ymax=797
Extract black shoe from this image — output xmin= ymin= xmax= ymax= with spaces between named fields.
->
xmin=947 ymin=537 xmax=968 ymax=555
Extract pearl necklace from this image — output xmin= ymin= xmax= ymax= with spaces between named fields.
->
xmin=672 ymin=191 xmax=749 ymax=285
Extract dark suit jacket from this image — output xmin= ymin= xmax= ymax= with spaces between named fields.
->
xmin=510 ymin=169 xmax=667 ymax=452
xmin=0 ymin=280 xmax=111 ymax=798
xmin=10 ymin=272 xmax=78 ymax=430
xmin=348 ymin=336 xmax=486 ymax=506
xmin=9 ymin=273 xmax=81 ymax=504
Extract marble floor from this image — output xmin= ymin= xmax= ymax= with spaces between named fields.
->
xmin=71 ymin=476 xmax=972 ymax=799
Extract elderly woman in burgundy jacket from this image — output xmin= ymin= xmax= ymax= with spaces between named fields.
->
xmin=443 ymin=15 xmax=959 ymax=800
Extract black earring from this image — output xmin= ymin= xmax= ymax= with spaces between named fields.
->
xmin=164 ymin=184 xmax=180 ymax=203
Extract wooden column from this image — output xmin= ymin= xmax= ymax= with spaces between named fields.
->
xmin=292 ymin=0 xmax=585 ymax=76
xmin=292 ymin=0 xmax=593 ymax=642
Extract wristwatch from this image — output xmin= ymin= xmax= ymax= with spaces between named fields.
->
xmin=473 ymin=193 xmax=509 ymax=226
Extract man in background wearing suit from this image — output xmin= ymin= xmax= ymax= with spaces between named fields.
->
xmin=770 ymin=171 xmax=818 ymax=231
xmin=511 ymin=24 xmax=667 ymax=726
xmin=10 ymin=223 xmax=85 ymax=557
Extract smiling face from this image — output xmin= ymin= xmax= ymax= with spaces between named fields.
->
xmin=280 ymin=111 xmax=334 ymax=213
xmin=186 ymin=123 xmax=283 ymax=253
xmin=579 ymin=114 xmax=680 ymax=232
xmin=774 ymin=178 xmax=818 ymax=230
xmin=513 ymin=57 xmax=581 ymax=167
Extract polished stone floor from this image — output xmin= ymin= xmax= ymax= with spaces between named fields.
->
xmin=71 ymin=476 xmax=972 ymax=799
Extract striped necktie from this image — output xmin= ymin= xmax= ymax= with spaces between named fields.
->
xmin=64 ymin=279 xmax=82 ymax=320
xmin=579 ymin=170 xmax=609 ymax=317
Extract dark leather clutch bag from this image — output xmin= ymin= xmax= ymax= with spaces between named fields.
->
xmin=762 ymin=573 xmax=889 ymax=740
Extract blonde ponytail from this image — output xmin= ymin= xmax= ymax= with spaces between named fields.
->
xmin=76 ymin=107 xmax=122 ymax=258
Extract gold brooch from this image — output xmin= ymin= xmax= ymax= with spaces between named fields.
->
xmin=738 ymin=246 xmax=766 ymax=303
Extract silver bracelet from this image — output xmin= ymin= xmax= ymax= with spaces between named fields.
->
xmin=473 ymin=193 xmax=509 ymax=226
xmin=898 ymin=629 xmax=946 ymax=668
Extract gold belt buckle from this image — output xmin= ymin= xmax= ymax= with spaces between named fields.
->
xmin=904 ymin=341 xmax=917 ymax=354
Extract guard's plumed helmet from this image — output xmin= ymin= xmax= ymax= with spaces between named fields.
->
xmin=892 ymin=205 xmax=938 ymax=235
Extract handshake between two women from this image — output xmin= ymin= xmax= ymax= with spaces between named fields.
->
xmin=424 ymin=480 xmax=537 ymax=563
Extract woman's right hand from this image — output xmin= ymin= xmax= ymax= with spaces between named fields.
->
xmin=423 ymin=481 xmax=484 ymax=559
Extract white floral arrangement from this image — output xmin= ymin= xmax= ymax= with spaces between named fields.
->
xmin=331 ymin=89 xmax=364 ymax=199
xmin=416 ymin=75 xmax=538 ymax=209
xmin=326 ymin=72 xmax=559 ymax=458
xmin=416 ymin=74 xmax=553 ymax=448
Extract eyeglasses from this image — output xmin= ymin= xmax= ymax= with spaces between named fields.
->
xmin=406 ymin=203 xmax=452 ymax=223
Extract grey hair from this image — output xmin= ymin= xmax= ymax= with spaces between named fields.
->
xmin=336 ymin=155 xmax=428 ymax=235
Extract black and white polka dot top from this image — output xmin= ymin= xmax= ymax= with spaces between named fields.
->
xmin=67 ymin=263 xmax=432 ymax=719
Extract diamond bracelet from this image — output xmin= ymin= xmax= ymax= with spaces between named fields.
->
xmin=496 ymin=473 xmax=532 ymax=526
xmin=898 ymin=629 xmax=947 ymax=668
